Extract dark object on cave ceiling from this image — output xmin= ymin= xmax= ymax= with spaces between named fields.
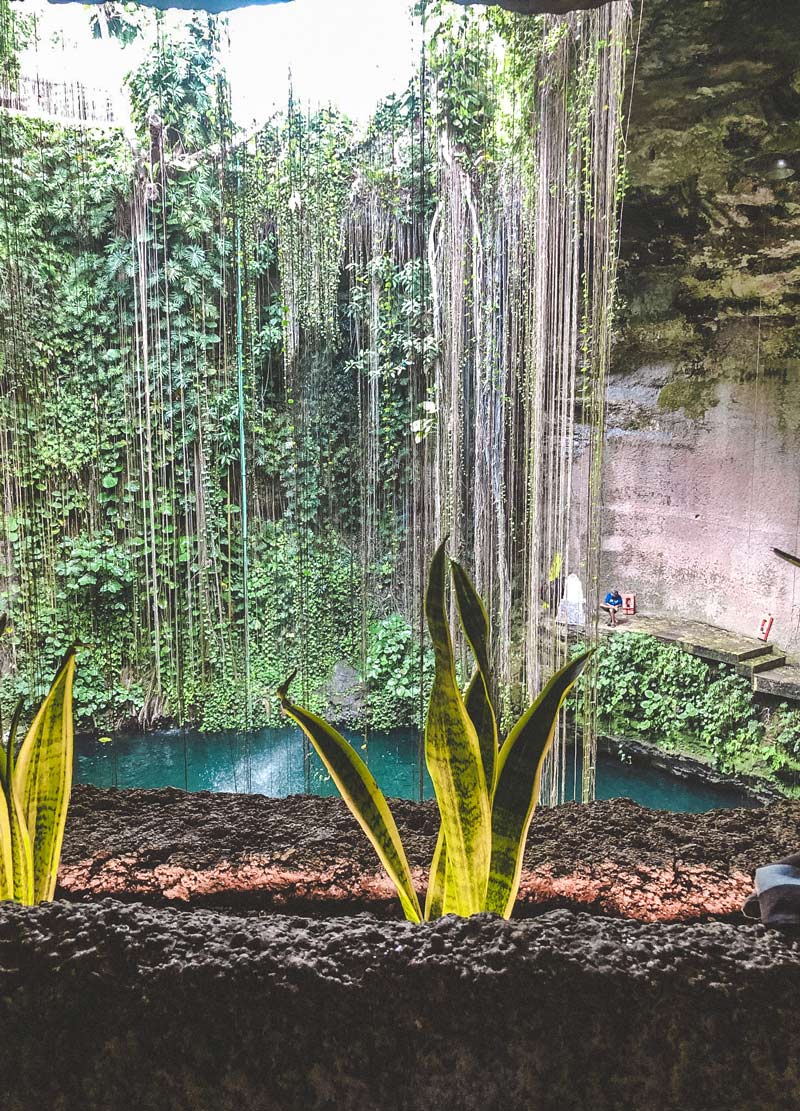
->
xmin=48 ymin=0 xmax=608 ymax=14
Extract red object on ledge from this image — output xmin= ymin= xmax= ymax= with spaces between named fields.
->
xmin=758 ymin=613 xmax=774 ymax=643
xmin=622 ymin=593 xmax=636 ymax=616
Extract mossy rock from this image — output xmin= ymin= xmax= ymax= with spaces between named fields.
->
xmin=657 ymin=377 xmax=719 ymax=420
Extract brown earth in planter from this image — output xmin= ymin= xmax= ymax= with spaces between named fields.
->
xmin=58 ymin=786 xmax=800 ymax=922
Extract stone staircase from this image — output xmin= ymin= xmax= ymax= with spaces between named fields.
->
xmin=600 ymin=614 xmax=800 ymax=703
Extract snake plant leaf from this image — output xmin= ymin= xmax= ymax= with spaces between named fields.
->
xmin=425 ymin=832 xmax=463 ymax=918
xmin=486 ymin=649 xmax=593 ymax=919
xmin=774 ymin=548 xmax=800 ymax=569
xmin=425 ymin=825 xmax=448 ymax=920
xmin=7 ymin=785 xmax=33 ymax=905
xmin=277 ymin=675 xmax=422 ymax=924
xmin=1 ymin=700 xmax=33 ymax=905
xmin=0 ymin=696 xmax=16 ymax=902
xmin=451 ymin=560 xmax=498 ymax=793
xmin=13 ymin=647 xmax=77 ymax=903
xmin=0 ymin=788 xmax=14 ymax=902
xmin=425 ymin=541 xmax=491 ymax=917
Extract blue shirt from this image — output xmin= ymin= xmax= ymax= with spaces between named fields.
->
xmin=605 ymin=592 xmax=622 ymax=608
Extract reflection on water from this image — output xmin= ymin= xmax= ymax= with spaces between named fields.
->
xmin=75 ymin=726 xmax=761 ymax=814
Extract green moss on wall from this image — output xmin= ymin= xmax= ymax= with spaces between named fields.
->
xmin=617 ymin=0 xmax=800 ymax=390
xmin=657 ymin=377 xmax=718 ymax=420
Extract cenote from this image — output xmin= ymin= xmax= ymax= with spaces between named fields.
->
xmin=74 ymin=727 xmax=759 ymax=813
xmin=2 ymin=0 xmax=800 ymax=1106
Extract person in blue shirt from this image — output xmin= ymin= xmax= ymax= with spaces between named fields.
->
xmin=601 ymin=589 xmax=623 ymax=627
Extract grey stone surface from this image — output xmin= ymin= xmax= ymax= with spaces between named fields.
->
xmin=0 ymin=898 xmax=799 ymax=1111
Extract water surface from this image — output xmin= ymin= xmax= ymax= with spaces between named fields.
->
xmin=75 ymin=726 xmax=759 ymax=813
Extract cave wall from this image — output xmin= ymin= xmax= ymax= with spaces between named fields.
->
xmin=601 ymin=0 xmax=800 ymax=649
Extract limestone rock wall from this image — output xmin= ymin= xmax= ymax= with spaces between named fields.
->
xmin=601 ymin=0 xmax=800 ymax=649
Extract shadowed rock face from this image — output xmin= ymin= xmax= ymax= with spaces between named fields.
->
xmin=596 ymin=0 xmax=800 ymax=647
xmin=1 ymin=898 xmax=799 ymax=1111
xmin=57 ymin=786 xmax=800 ymax=922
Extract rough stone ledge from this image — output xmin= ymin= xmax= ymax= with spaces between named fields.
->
xmin=1 ymin=899 xmax=799 ymax=1111
xmin=57 ymin=786 xmax=800 ymax=922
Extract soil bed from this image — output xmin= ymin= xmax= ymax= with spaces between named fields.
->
xmin=1 ymin=898 xmax=798 ymax=1111
xmin=59 ymin=786 xmax=800 ymax=922
xmin=4 ymin=789 xmax=799 ymax=1111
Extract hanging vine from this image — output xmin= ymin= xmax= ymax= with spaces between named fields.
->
xmin=0 ymin=0 xmax=630 ymax=813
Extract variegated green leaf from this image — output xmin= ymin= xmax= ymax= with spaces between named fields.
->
xmin=486 ymin=649 xmax=593 ymax=918
xmin=424 ymin=542 xmax=491 ymax=917
xmin=278 ymin=676 xmax=422 ymax=924
xmin=451 ymin=560 xmax=498 ymax=793
xmin=1 ymin=701 xmax=33 ymax=905
xmin=7 ymin=786 xmax=33 ymax=905
xmin=0 ymin=785 xmax=14 ymax=901
xmin=774 ymin=548 xmax=800 ymax=569
xmin=425 ymin=824 xmax=447 ymax=920
xmin=425 ymin=831 xmax=463 ymax=919
xmin=13 ymin=647 xmax=76 ymax=903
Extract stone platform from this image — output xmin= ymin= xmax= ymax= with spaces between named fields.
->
xmin=599 ymin=615 xmax=800 ymax=703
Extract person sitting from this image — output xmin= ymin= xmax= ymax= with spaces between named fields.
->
xmin=600 ymin=589 xmax=623 ymax=627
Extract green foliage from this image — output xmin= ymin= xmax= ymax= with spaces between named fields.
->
xmin=126 ymin=15 xmax=227 ymax=153
xmin=280 ymin=546 xmax=591 ymax=921
xmin=0 ymin=4 xmax=601 ymax=751
xmin=58 ymin=534 xmax=136 ymax=609
xmin=365 ymin=614 xmax=432 ymax=732
xmin=750 ymin=700 xmax=800 ymax=783
xmin=90 ymin=3 xmax=146 ymax=47
xmin=426 ymin=2 xmax=498 ymax=167
xmin=576 ymin=632 xmax=800 ymax=784
xmin=0 ymin=9 xmax=438 ymax=735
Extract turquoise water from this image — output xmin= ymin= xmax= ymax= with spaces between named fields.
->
xmin=74 ymin=726 xmax=760 ymax=813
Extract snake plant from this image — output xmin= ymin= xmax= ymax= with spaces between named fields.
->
xmin=0 ymin=632 xmax=77 ymax=905
xmin=278 ymin=543 xmax=592 ymax=921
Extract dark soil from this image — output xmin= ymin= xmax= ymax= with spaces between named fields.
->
xmin=1 ymin=897 xmax=798 ymax=1111
xmin=59 ymin=786 xmax=800 ymax=921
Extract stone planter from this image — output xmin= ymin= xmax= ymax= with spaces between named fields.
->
xmin=1 ymin=788 xmax=799 ymax=1111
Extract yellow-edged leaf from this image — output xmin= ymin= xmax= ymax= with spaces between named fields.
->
xmin=425 ymin=824 xmax=447 ymax=920
xmin=278 ymin=677 xmax=422 ymax=924
xmin=13 ymin=648 xmax=76 ymax=903
xmin=486 ymin=649 xmax=593 ymax=919
xmin=424 ymin=541 xmax=491 ymax=917
xmin=451 ymin=560 xmax=498 ymax=793
xmin=0 ymin=786 xmax=14 ymax=901
xmin=425 ymin=562 xmax=499 ymax=920
xmin=8 ymin=785 xmax=33 ymax=905
xmin=2 ymin=701 xmax=33 ymax=905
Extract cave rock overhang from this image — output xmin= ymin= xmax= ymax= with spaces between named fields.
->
xmin=47 ymin=0 xmax=610 ymax=14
